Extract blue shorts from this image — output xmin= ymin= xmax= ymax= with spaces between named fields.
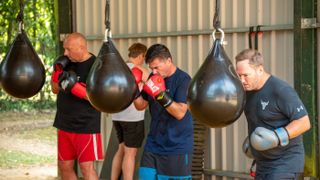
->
xmin=139 ymin=151 xmax=192 ymax=180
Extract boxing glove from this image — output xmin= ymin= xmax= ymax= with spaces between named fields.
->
xmin=70 ymin=82 xmax=87 ymax=99
xmin=143 ymin=74 xmax=173 ymax=108
xmin=51 ymin=70 xmax=63 ymax=83
xmin=250 ymin=126 xmax=289 ymax=151
xmin=131 ymin=67 xmax=143 ymax=84
xmin=53 ymin=55 xmax=70 ymax=71
xmin=58 ymin=71 xmax=87 ymax=99
xmin=242 ymin=136 xmax=253 ymax=159
xmin=51 ymin=55 xmax=70 ymax=83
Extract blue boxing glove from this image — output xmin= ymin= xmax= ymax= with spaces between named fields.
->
xmin=250 ymin=127 xmax=289 ymax=151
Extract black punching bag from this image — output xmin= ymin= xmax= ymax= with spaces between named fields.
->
xmin=187 ymin=38 xmax=245 ymax=128
xmin=87 ymin=37 xmax=137 ymax=113
xmin=0 ymin=30 xmax=45 ymax=98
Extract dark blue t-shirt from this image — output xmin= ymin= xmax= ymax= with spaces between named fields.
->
xmin=245 ymin=76 xmax=308 ymax=174
xmin=142 ymin=68 xmax=194 ymax=155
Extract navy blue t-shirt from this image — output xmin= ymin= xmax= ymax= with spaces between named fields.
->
xmin=245 ymin=76 xmax=308 ymax=174
xmin=142 ymin=68 xmax=194 ymax=155
xmin=54 ymin=55 xmax=101 ymax=134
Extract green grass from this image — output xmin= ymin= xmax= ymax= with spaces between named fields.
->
xmin=0 ymin=148 xmax=56 ymax=168
xmin=16 ymin=126 xmax=57 ymax=144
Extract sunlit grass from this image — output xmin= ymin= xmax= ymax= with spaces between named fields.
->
xmin=0 ymin=148 xmax=56 ymax=168
xmin=16 ymin=126 xmax=57 ymax=145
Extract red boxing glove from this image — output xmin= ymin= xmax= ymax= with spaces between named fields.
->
xmin=131 ymin=67 xmax=143 ymax=84
xmin=51 ymin=70 xmax=63 ymax=83
xmin=143 ymin=75 xmax=173 ymax=107
xmin=71 ymin=82 xmax=87 ymax=99
xmin=143 ymin=74 xmax=166 ymax=97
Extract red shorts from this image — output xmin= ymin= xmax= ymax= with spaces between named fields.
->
xmin=58 ymin=130 xmax=104 ymax=163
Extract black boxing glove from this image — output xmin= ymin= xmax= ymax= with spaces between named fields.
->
xmin=58 ymin=71 xmax=87 ymax=99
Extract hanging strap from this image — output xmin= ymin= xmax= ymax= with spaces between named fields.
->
xmin=104 ymin=0 xmax=112 ymax=41
xmin=250 ymin=160 xmax=256 ymax=177
xmin=16 ymin=0 xmax=24 ymax=22
xmin=16 ymin=0 xmax=24 ymax=32
xmin=212 ymin=0 xmax=221 ymax=30
xmin=105 ymin=0 xmax=110 ymax=30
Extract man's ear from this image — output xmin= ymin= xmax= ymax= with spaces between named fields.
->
xmin=257 ymin=65 xmax=264 ymax=76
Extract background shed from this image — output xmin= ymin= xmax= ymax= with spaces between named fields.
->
xmin=56 ymin=0 xmax=320 ymax=179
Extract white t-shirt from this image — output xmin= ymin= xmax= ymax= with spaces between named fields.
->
xmin=111 ymin=62 xmax=145 ymax=122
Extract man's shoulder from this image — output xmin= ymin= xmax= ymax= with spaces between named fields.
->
xmin=175 ymin=68 xmax=191 ymax=79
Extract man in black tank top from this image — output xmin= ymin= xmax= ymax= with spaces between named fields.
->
xmin=235 ymin=49 xmax=310 ymax=180
xmin=51 ymin=32 xmax=102 ymax=180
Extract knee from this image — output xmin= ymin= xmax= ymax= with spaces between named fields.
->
xmin=79 ymin=162 xmax=96 ymax=175
xmin=58 ymin=161 xmax=75 ymax=172
xmin=124 ymin=147 xmax=138 ymax=156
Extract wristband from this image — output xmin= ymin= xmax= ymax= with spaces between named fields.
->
xmin=274 ymin=127 xmax=289 ymax=146
xmin=156 ymin=91 xmax=173 ymax=108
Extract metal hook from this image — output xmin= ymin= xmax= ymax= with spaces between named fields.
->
xmin=212 ymin=28 xmax=227 ymax=45
xmin=212 ymin=28 xmax=224 ymax=42
xmin=103 ymin=29 xmax=112 ymax=42
xmin=18 ymin=21 xmax=24 ymax=33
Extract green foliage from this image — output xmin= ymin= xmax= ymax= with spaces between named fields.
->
xmin=0 ymin=148 xmax=56 ymax=167
xmin=0 ymin=0 xmax=58 ymax=110
xmin=0 ymin=99 xmax=55 ymax=112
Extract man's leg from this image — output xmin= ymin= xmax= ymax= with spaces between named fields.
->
xmin=111 ymin=143 xmax=125 ymax=180
xmin=122 ymin=146 xmax=138 ymax=180
xmin=58 ymin=160 xmax=77 ymax=180
xmin=139 ymin=151 xmax=157 ymax=180
xmin=79 ymin=161 xmax=99 ymax=180
xmin=122 ymin=120 xmax=144 ymax=179
xmin=57 ymin=130 xmax=77 ymax=180
xmin=76 ymin=133 xmax=103 ymax=180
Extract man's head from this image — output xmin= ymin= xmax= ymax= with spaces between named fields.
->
xmin=235 ymin=49 xmax=267 ymax=91
xmin=128 ymin=43 xmax=147 ymax=65
xmin=144 ymin=44 xmax=176 ymax=78
xmin=63 ymin=32 xmax=89 ymax=62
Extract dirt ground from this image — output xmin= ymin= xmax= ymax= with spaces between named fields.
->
xmin=0 ymin=110 xmax=58 ymax=180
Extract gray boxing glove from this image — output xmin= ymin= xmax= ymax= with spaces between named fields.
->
xmin=250 ymin=127 xmax=289 ymax=151
xmin=242 ymin=136 xmax=254 ymax=159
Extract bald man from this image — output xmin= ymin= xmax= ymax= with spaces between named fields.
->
xmin=51 ymin=32 xmax=103 ymax=180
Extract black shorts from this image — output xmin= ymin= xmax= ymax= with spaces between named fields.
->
xmin=139 ymin=151 xmax=192 ymax=179
xmin=113 ymin=120 xmax=145 ymax=148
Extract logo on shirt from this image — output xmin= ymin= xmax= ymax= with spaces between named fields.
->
xmin=261 ymin=100 xmax=269 ymax=110
xmin=297 ymin=105 xmax=304 ymax=112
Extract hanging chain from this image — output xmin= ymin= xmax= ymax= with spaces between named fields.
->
xmin=212 ymin=0 xmax=221 ymax=30
xmin=17 ymin=0 xmax=25 ymax=32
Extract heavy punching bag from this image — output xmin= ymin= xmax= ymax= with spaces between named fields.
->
xmin=0 ymin=3 xmax=45 ymax=99
xmin=86 ymin=0 xmax=137 ymax=113
xmin=87 ymin=36 xmax=137 ymax=113
xmin=187 ymin=29 xmax=245 ymax=128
